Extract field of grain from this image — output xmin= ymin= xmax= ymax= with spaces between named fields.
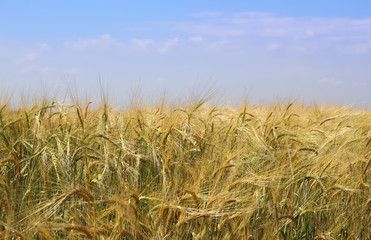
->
xmin=0 ymin=98 xmax=370 ymax=239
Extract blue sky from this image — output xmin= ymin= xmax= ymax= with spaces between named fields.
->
xmin=1 ymin=1 xmax=371 ymax=106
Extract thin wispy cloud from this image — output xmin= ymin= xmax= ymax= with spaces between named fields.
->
xmin=15 ymin=53 xmax=36 ymax=64
xmin=341 ymin=41 xmax=371 ymax=54
xmin=189 ymin=11 xmax=224 ymax=18
xmin=158 ymin=37 xmax=179 ymax=53
xmin=266 ymin=43 xmax=281 ymax=51
xmin=21 ymin=65 xmax=35 ymax=73
xmin=232 ymin=12 xmax=271 ymax=18
xmin=38 ymin=43 xmax=51 ymax=51
xmin=351 ymin=81 xmax=368 ymax=87
xmin=177 ymin=22 xmax=245 ymax=37
xmin=130 ymin=38 xmax=154 ymax=50
xmin=64 ymin=34 xmax=121 ymax=50
xmin=318 ymin=77 xmax=343 ymax=86
xmin=15 ymin=12 xmax=371 ymax=57
xmin=21 ymin=65 xmax=56 ymax=74
xmin=176 ymin=12 xmax=371 ymax=55
xmin=188 ymin=36 xmax=204 ymax=42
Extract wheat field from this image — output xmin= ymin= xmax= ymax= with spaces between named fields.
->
xmin=0 ymin=97 xmax=370 ymax=239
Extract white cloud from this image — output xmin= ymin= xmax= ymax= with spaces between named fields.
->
xmin=130 ymin=38 xmax=154 ymax=50
xmin=21 ymin=65 xmax=35 ymax=73
xmin=64 ymin=34 xmax=121 ymax=50
xmin=318 ymin=77 xmax=343 ymax=86
xmin=266 ymin=43 xmax=281 ymax=51
xmin=178 ymin=23 xmax=245 ymax=37
xmin=57 ymin=13 xmax=371 ymax=57
xmin=352 ymin=81 xmax=367 ymax=87
xmin=342 ymin=41 xmax=371 ymax=54
xmin=352 ymin=18 xmax=371 ymax=27
xmin=15 ymin=53 xmax=36 ymax=64
xmin=306 ymin=30 xmax=315 ymax=38
xmin=158 ymin=37 xmax=178 ymax=53
xmin=21 ymin=65 xmax=55 ymax=74
xmin=173 ymin=13 xmax=371 ymax=55
xmin=38 ymin=43 xmax=50 ymax=51
xmin=189 ymin=11 xmax=223 ymax=18
xmin=204 ymin=40 xmax=227 ymax=51
xmin=188 ymin=36 xmax=204 ymax=42
xmin=232 ymin=12 xmax=271 ymax=18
